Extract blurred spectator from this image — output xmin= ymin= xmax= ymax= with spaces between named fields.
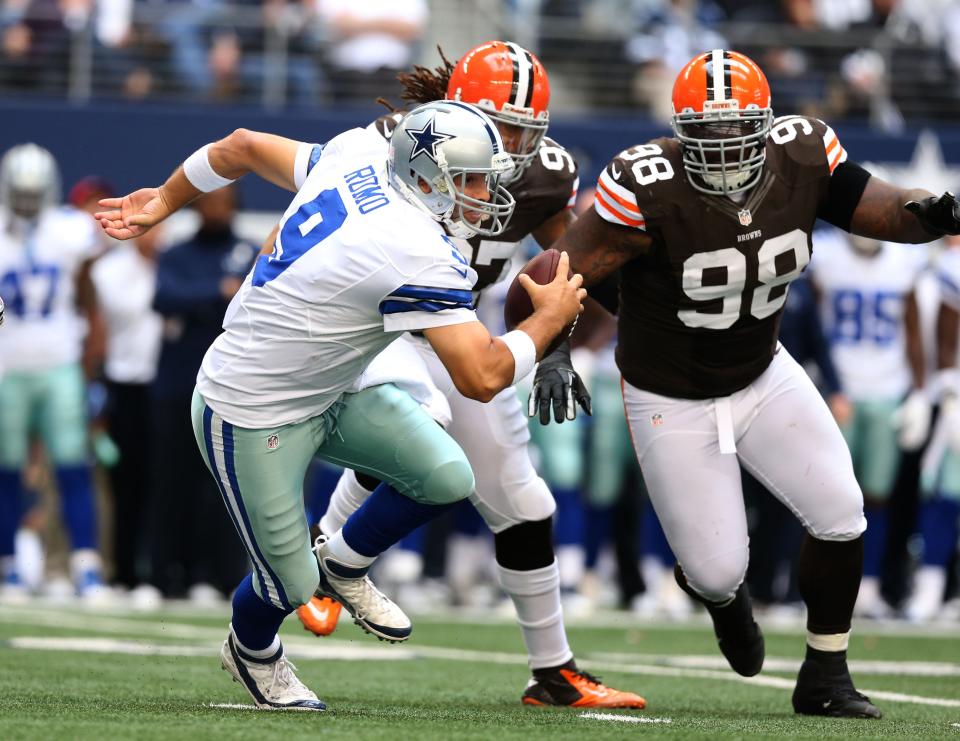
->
xmin=147 ymin=186 xmax=256 ymax=602
xmin=89 ymin=224 xmax=163 ymax=593
xmin=316 ymin=0 xmax=427 ymax=104
xmin=626 ymin=0 xmax=727 ymax=122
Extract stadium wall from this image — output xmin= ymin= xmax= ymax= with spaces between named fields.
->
xmin=3 ymin=100 xmax=960 ymax=211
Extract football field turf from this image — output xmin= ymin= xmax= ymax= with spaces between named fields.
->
xmin=0 ymin=603 xmax=958 ymax=739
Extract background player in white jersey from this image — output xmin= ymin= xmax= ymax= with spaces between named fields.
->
xmin=549 ymin=49 xmax=960 ymax=718
xmin=911 ymin=240 xmax=960 ymax=620
xmin=297 ymin=41 xmax=645 ymax=709
xmin=0 ymin=144 xmax=107 ymax=599
xmin=809 ymin=227 xmax=929 ymax=618
xmin=95 ymin=100 xmax=585 ymax=711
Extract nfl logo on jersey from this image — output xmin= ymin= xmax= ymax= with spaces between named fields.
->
xmin=267 ymin=434 xmax=280 ymax=450
xmin=651 ymin=413 xmax=664 ymax=427
xmin=738 ymin=209 xmax=753 ymax=226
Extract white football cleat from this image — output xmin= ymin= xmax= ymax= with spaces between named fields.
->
xmin=313 ymin=536 xmax=412 ymax=642
xmin=220 ymin=632 xmax=326 ymax=711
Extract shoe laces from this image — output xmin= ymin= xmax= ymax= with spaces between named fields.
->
xmin=343 ymin=576 xmax=393 ymax=619
xmin=565 ymin=669 xmax=604 ymax=689
xmin=267 ymin=656 xmax=308 ymax=697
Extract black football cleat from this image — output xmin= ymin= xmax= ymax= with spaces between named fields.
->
xmin=792 ymin=657 xmax=881 ymax=718
xmin=674 ymin=564 xmax=764 ymax=677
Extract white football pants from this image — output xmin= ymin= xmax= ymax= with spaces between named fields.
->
xmin=622 ymin=347 xmax=866 ymax=603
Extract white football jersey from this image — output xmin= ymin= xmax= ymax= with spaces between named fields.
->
xmin=0 ymin=206 xmax=97 ymax=372
xmin=90 ymin=243 xmax=163 ymax=384
xmin=196 ymin=127 xmax=479 ymax=428
xmin=810 ymin=229 xmax=928 ymax=399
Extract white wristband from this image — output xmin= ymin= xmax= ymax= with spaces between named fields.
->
xmin=500 ymin=329 xmax=537 ymax=385
xmin=183 ymin=144 xmax=236 ymax=192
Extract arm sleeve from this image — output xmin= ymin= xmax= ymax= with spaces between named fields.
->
xmin=816 ymin=160 xmax=872 ymax=232
xmin=293 ymin=143 xmax=324 ymax=190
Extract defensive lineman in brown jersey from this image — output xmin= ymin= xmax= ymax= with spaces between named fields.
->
xmin=300 ymin=42 xmax=645 ymax=709
xmin=552 ymin=49 xmax=960 ymax=718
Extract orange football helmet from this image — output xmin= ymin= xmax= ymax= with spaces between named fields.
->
xmin=447 ymin=41 xmax=550 ymax=177
xmin=671 ymin=49 xmax=773 ymax=195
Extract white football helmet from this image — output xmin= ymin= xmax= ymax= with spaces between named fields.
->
xmin=388 ymin=100 xmax=516 ymax=238
xmin=0 ymin=143 xmax=61 ymax=220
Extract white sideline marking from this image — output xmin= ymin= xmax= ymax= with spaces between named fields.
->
xmin=207 ymin=703 xmax=256 ymax=711
xmin=8 ymin=636 xmax=412 ymax=662
xmin=580 ymin=712 xmax=671 ymax=724
xmin=5 ymin=610 xmax=960 ymax=710
xmin=587 ymin=652 xmax=960 ymax=677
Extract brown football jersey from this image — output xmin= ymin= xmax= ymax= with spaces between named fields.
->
xmin=370 ymin=113 xmax=578 ymax=295
xmin=594 ymin=116 xmax=849 ymax=399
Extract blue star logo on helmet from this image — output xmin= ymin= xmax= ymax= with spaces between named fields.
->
xmin=406 ymin=117 xmax=454 ymax=164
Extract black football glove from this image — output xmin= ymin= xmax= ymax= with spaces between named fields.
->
xmin=527 ymin=339 xmax=592 ymax=425
xmin=905 ymin=191 xmax=960 ymax=237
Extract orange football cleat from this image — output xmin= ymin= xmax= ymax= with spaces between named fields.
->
xmin=296 ymin=595 xmax=342 ymax=637
xmin=521 ymin=668 xmax=646 ymax=709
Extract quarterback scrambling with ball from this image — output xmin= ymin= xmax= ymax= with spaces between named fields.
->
xmin=95 ymin=100 xmax=584 ymax=710
xmin=550 ymin=49 xmax=960 ymax=718
xmin=298 ymin=42 xmax=645 ymax=709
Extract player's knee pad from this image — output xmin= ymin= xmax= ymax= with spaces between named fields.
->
xmin=421 ymin=458 xmax=475 ymax=506
xmin=475 ymin=474 xmax=556 ymax=533
xmin=683 ymin=549 xmax=749 ymax=604
xmin=806 ymin=498 xmax=867 ymax=542
xmin=494 ymin=517 xmax=555 ymax=571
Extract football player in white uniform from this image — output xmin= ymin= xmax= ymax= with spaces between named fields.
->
xmin=296 ymin=42 xmax=646 ymax=709
xmin=550 ymin=49 xmax=960 ymax=718
xmin=0 ymin=144 xmax=106 ymax=599
xmin=95 ymin=100 xmax=585 ymax=711
xmin=809 ymin=228 xmax=929 ymax=618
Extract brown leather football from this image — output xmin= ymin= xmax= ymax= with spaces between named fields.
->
xmin=504 ymin=249 xmax=574 ymax=356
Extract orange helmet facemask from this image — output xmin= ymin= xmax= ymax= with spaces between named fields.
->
xmin=671 ymin=49 xmax=773 ymax=196
xmin=447 ymin=41 xmax=550 ymax=181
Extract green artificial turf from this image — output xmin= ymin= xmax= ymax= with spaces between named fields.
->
xmin=0 ymin=604 xmax=957 ymax=740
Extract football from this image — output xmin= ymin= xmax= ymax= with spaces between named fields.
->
xmin=503 ymin=248 xmax=575 ymax=356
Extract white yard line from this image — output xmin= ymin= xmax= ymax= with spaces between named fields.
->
xmin=587 ymin=653 xmax=960 ymax=677
xmin=579 ymin=712 xmax=671 ymax=724
xmin=207 ymin=703 xmax=255 ymax=711
xmin=4 ymin=610 xmax=960 ymax=710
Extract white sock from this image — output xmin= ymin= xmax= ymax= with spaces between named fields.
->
xmin=14 ymin=528 xmax=44 ymax=590
xmin=69 ymin=548 xmax=102 ymax=579
xmin=555 ymin=544 xmax=585 ymax=591
xmin=324 ymin=528 xmax=377 ymax=570
xmin=320 ymin=469 xmax=375 ymax=536
xmin=230 ymin=624 xmax=281 ymax=661
xmin=497 ymin=560 xmax=573 ymax=671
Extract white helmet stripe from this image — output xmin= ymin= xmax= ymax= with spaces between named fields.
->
xmin=710 ymin=49 xmax=726 ymax=101
xmin=507 ymin=41 xmax=533 ymax=108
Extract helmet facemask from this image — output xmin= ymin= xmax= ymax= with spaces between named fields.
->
xmin=479 ymin=103 xmax=549 ymax=183
xmin=673 ymin=103 xmax=773 ymax=196
xmin=436 ymin=147 xmax=516 ymax=237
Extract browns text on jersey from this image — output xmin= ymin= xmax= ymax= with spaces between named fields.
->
xmin=596 ymin=115 xmax=847 ymax=398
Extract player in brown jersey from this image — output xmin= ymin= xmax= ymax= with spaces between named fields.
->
xmin=297 ymin=42 xmax=644 ymax=709
xmin=549 ymin=49 xmax=960 ymax=719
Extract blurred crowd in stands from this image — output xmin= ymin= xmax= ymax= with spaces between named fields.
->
xmin=3 ymin=0 xmax=960 ymax=128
